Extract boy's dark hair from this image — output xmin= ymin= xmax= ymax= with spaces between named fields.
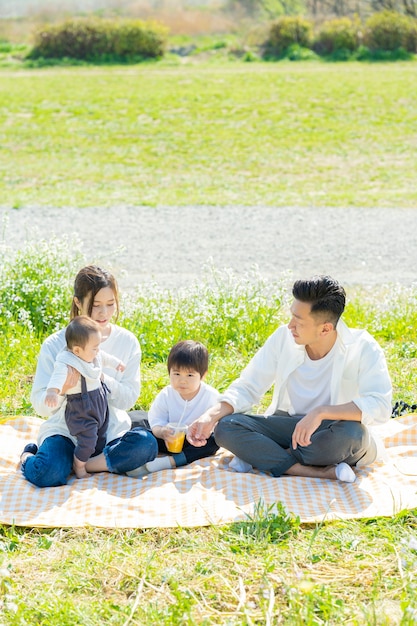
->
xmin=66 ymin=316 xmax=100 ymax=350
xmin=292 ymin=275 xmax=346 ymax=326
xmin=167 ymin=340 xmax=209 ymax=377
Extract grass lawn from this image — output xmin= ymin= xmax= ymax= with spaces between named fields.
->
xmin=1 ymin=61 xmax=417 ymax=208
xmin=1 ymin=58 xmax=417 ymax=623
xmin=0 ymin=242 xmax=417 ymax=623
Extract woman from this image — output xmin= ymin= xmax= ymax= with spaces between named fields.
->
xmin=21 ymin=265 xmax=158 ymax=487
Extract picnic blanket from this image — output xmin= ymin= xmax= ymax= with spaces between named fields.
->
xmin=0 ymin=415 xmax=416 ymax=529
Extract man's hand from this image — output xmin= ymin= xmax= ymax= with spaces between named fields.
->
xmin=291 ymin=409 xmax=323 ymax=450
xmin=186 ymin=413 xmax=214 ymax=447
xmin=291 ymin=402 xmax=362 ymax=449
xmin=186 ymin=402 xmax=234 ymax=447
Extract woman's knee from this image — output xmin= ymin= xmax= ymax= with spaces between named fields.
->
xmin=106 ymin=428 xmax=158 ymax=473
xmin=22 ymin=436 xmax=74 ymax=487
xmin=23 ymin=458 xmax=71 ymax=487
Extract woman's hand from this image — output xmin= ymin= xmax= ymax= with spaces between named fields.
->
xmin=61 ymin=366 xmax=80 ymax=394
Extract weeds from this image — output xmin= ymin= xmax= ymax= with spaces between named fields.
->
xmin=1 ymin=514 xmax=416 ymax=623
xmin=0 ymin=240 xmax=417 ymax=622
xmin=225 ymin=501 xmax=301 ymax=549
xmin=0 ymin=237 xmax=416 ymax=414
xmin=0 ymin=235 xmax=85 ymax=335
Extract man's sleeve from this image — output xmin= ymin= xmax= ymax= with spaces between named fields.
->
xmin=352 ymin=338 xmax=392 ymax=426
xmin=220 ymin=331 xmax=280 ymax=414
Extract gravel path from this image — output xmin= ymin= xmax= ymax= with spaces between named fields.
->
xmin=2 ymin=205 xmax=416 ymax=293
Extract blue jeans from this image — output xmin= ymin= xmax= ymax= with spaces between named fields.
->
xmin=129 ymin=415 xmax=219 ymax=467
xmin=22 ymin=428 xmax=158 ymax=488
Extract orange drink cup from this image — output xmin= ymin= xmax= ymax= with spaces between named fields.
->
xmin=166 ymin=423 xmax=187 ymax=453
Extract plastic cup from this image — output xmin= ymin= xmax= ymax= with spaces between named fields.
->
xmin=166 ymin=423 xmax=187 ymax=453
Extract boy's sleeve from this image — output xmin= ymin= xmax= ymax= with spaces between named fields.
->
xmin=148 ymin=388 xmax=170 ymax=429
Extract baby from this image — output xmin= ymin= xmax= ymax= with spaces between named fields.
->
xmin=45 ymin=316 xmax=125 ymax=478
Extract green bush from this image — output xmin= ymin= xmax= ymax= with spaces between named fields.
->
xmin=285 ymin=43 xmax=318 ymax=60
xmin=0 ymin=237 xmax=85 ymax=335
xmin=314 ymin=17 xmax=359 ymax=56
xmin=28 ymin=18 xmax=167 ymax=61
xmin=354 ymin=44 xmax=413 ymax=61
xmin=121 ymin=264 xmax=288 ymax=363
xmin=363 ymin=11 xmax=417 ymax=52
xmin=264 ymin=16 xmax=313 ymax=57
xmin=111 ymin=20 xmax=167 ymax=59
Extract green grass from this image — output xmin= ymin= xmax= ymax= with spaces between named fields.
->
xmin=0 ymin=240 xmax=417 ymax=622
xmin=1 ymin=54 xmax=417 ymax=621
xmin=0 ymin=510 xmax=417 ymax=623
xmin=2 ymin=238 xmax=417 ymax=414
xmin=1 ymin=62 xmax=417 ymax=208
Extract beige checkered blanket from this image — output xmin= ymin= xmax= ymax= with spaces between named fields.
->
xmin=1 ymin=415 xmax=416 ymax=528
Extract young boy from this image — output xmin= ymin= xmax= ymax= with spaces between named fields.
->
xmin=128 ymin=340 xmax=219 ymax=476
xmin=44 ymin=316 xmax=125 ymax=478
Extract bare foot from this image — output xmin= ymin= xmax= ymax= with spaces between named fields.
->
xmin=285 ymin=462 xmax=354 ymax=481
xmin=73 ymin=457 xmax=91 ymax=479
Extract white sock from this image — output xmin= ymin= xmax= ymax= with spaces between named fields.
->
xmin=126 ymin=465 xmax=149 ymax=478
xmin=229 ymin=456 xmax=253 ymax=473
xmin=145 ymin=457 xmax=175 ymax=473
xmin=335 ymin=462 xmax=356 ymax=483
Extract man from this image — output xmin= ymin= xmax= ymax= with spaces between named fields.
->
xmin=187 ymin=275 xmax=392 ymax=482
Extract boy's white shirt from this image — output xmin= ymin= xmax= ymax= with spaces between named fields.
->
xmin=148 ymin=381 xmax=220 ymax=429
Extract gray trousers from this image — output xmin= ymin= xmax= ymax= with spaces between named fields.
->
xmin=214 ymin=412 xmax=377 ymax=477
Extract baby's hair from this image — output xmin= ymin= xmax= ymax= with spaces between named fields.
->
xmin=65 ymin=316 xmax=100 ymax=350
xmin=167 ymin=340 xmax=209 ymax=377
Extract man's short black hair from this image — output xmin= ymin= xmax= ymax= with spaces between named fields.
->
xmin=292 ymin=275 xmax=346 ymax=326
xmin=167 ymin=340 xmax=209 ymax=377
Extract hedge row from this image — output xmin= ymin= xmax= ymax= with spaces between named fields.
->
xmin=264 ymin=11 xmax=417 ymax=57
xmin=28 ymin=18 xmax=168 ymax=61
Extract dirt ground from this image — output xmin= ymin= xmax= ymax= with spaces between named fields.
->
xmin=1 ymin=205 xmax=416 ymax=293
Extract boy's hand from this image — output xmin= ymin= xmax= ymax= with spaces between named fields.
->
xmin=160 ymin=425 xmax=176 ymax=446
xmin=151 ymin=424 xmax=176 ymax=447
xmin=45 ymin=388 xmax=59 ymax=408
xmin=116 ymin=361 xmax=126 ymax=372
